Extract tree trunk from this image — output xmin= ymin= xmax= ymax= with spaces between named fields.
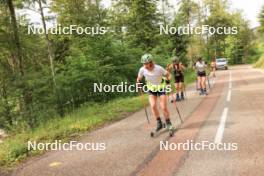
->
xmin=7 ymin=0 xmax=36 ymax=128
xmin=7 ymin=0 xmax=24 ymax=76
xmin=0 ymin=76 xmax=12 ymax=126
xmin=37 ymin=0 xmax=57 ymax=88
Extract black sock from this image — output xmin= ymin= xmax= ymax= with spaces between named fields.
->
xmin=157 ymin=117 xmax=161 ymax=122
xmin=166 ymin=118 xmax=171 ymax=123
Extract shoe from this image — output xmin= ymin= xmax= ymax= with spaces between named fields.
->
xmin=165 ymin=119 xmax=173 ymax=130
xmin=176 ymin=94 xmax=181 ymax=101
xmin=203 ymin=89 xmax=208 ymax=95
xmin=181 ymin=92 xmax=185 ymax=100
xmin=156 ymin=119 xmax=163 ymax=132
xmin=199 ymin=89 xmax=204 ymax=95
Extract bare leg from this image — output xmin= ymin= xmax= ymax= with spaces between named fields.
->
xmin=201 ymin=76 xmax=206 ymax=89
xmin=159 ymin=95 xmax=170 ymax=120
xmin=174 ymin=83 xmax=180 ymax=94
xmin=149 ymin=95 xmax=160 ymax=119
xmin=179 ymin=82 xmax=183 ymax=92
xmin=198 ymin=77 xmax=202 ymax=90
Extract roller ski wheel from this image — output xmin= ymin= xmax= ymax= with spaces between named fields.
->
xmin=169 ymin=127 xmax=175 ymax=137
xmin=150 ymin=131 xmax=154 ymax=137
xmin=166 ymin=124 xmax=175 ymax=137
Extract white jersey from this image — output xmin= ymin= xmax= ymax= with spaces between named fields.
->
xmin=195 ymin=61 xmax=207 ymax=72
xmin=138 ymin=64 xmax=167 ymax=85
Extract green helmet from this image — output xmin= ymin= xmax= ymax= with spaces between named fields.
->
xmin=141 ymin=54 xmax=153 ymax=64
xmin=172 ymin=56 xmax=179 ymax=63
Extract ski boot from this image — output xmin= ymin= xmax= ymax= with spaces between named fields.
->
xmin=150 ymin=118 xmax=165 ymax=137
xmin=181 ymin=92 xmax=185 ymax=100
xmin=156 ymin=118 xmax=163 ymax=132
xmin=203 ymin=88 xmax=208 ymax=95
xmin=199 ymin=88 xmax=205 ymax=95
xmin=176 ymin=93 xmax=181 ymax=102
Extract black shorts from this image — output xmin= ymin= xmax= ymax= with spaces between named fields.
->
xmin=197 ymin=71 xmax=206 ymax=77
xmin=174 ymin=75 xmax=184 ymax=83
xmin=148 ymin=90 xmax=166 ymax=97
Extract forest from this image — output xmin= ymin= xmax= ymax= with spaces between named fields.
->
xmin=0 ymin=0 xmax=264 ymax=168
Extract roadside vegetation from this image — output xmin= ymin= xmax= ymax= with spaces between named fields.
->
xmin=254 ymin=5 xmax=264 ymax=68
xmin=0 ymin=0 xmax=262 ymax=171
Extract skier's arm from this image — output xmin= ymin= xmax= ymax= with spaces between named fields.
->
xmin=137 ymin=67 xmax=144 ymax=83
xmin=136 ymin=75 xmax=143 ymax=83
xmin=166 ymin=64 xmax=172 ymax=72
xmin=161 ymin=66 xmax=171 ymax=84
xmin=164 ymin=71 xmax=171 ymax=84
xmin=180 ymin=63 xmax=185 ymax=71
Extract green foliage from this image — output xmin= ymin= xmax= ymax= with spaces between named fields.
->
xmin=0 ymin=0 xmax=261 ymax=169
xmin=258 ymin=5 xmax=264 ymax=34
xmin=255 ymin=52 xmax=264 ymax=69
xmin=126 ymin=0 xmax=160 ymax=50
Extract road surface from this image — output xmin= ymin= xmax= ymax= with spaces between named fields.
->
xmin=10 ymin=65 xmax=264 ymax=176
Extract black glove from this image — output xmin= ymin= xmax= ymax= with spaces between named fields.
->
xmin=165 ymin=80 xmax=170 ymax=84
xmin=137 ymin=82 xmax=143 ymax=89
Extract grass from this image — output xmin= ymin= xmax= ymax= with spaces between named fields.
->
xmin=254 ymin=54 xmax=264 ymax=69
xmin=0 ymin=70 xmax=196 ymax=171
xmin=184 ymin=69 xmax=197 ymax=85
xmin=0 ymin=96 xmax=146 ymax=170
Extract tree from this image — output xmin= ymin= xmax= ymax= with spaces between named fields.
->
xmin=126 ymin=0 xmax=160 ymax=50
xmin=258 ymin=5 xmax=264 ymax=34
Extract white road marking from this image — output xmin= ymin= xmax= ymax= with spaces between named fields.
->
xmin=226 ymin=90 xmax=232 ymax=102
xmin=227 ymin=71 xmax=232 ymax=101
xmin=49 ymin=162 xmax=62 ymax=167
xmin=214 ymin=107 xmax=229 ymax=143
xmin=229 ymin=82 xmax=232 ymax=89
xmin=229 ymin=71 xmax=232 ymax=89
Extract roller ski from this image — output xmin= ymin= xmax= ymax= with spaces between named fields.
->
xmin=165 ymin=119 xmax=175 ymax=137
xmin=150 ymin=119 xmax=175 ymax=137
xmin=199 ymin=88 xmax=208 ymax=96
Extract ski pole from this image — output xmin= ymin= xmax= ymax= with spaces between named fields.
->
xmin=138 ymin=84 xmax=150 ymax=124
xmin=183 ymin=82 xmax=187 ymax=99
xmin=172 ymin=99 xmax=183 ymax=123
xmin=175 ymin=105 xmax=183 ymax=123
xmin=196 ymin=78 xmax=198 ymax=91
xmin=207 ymin=72 xmax=211 ymax=89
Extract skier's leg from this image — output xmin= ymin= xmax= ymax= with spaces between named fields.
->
xmin=179 ymin=82 xmax=184 ymax=100
xmin=159 ymin=94 xmax=173 ymax=130
xmin=159 ymin=94 xmax=170 ymax=120
xmin=149 ymin=94 xmax=162 ymax=131
xmin=201 ymin=76 xmax=207 ymax=94
xmin=149 ymin=94 xmax=160 ymax=119
xmin=175 ymin=82 xmax=181 ymax=101
xmin=198 ymin=76 xmax=203 ymax=95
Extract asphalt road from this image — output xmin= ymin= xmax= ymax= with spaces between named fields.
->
xmin=10 ymin=65 xmax=264 ymax=176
